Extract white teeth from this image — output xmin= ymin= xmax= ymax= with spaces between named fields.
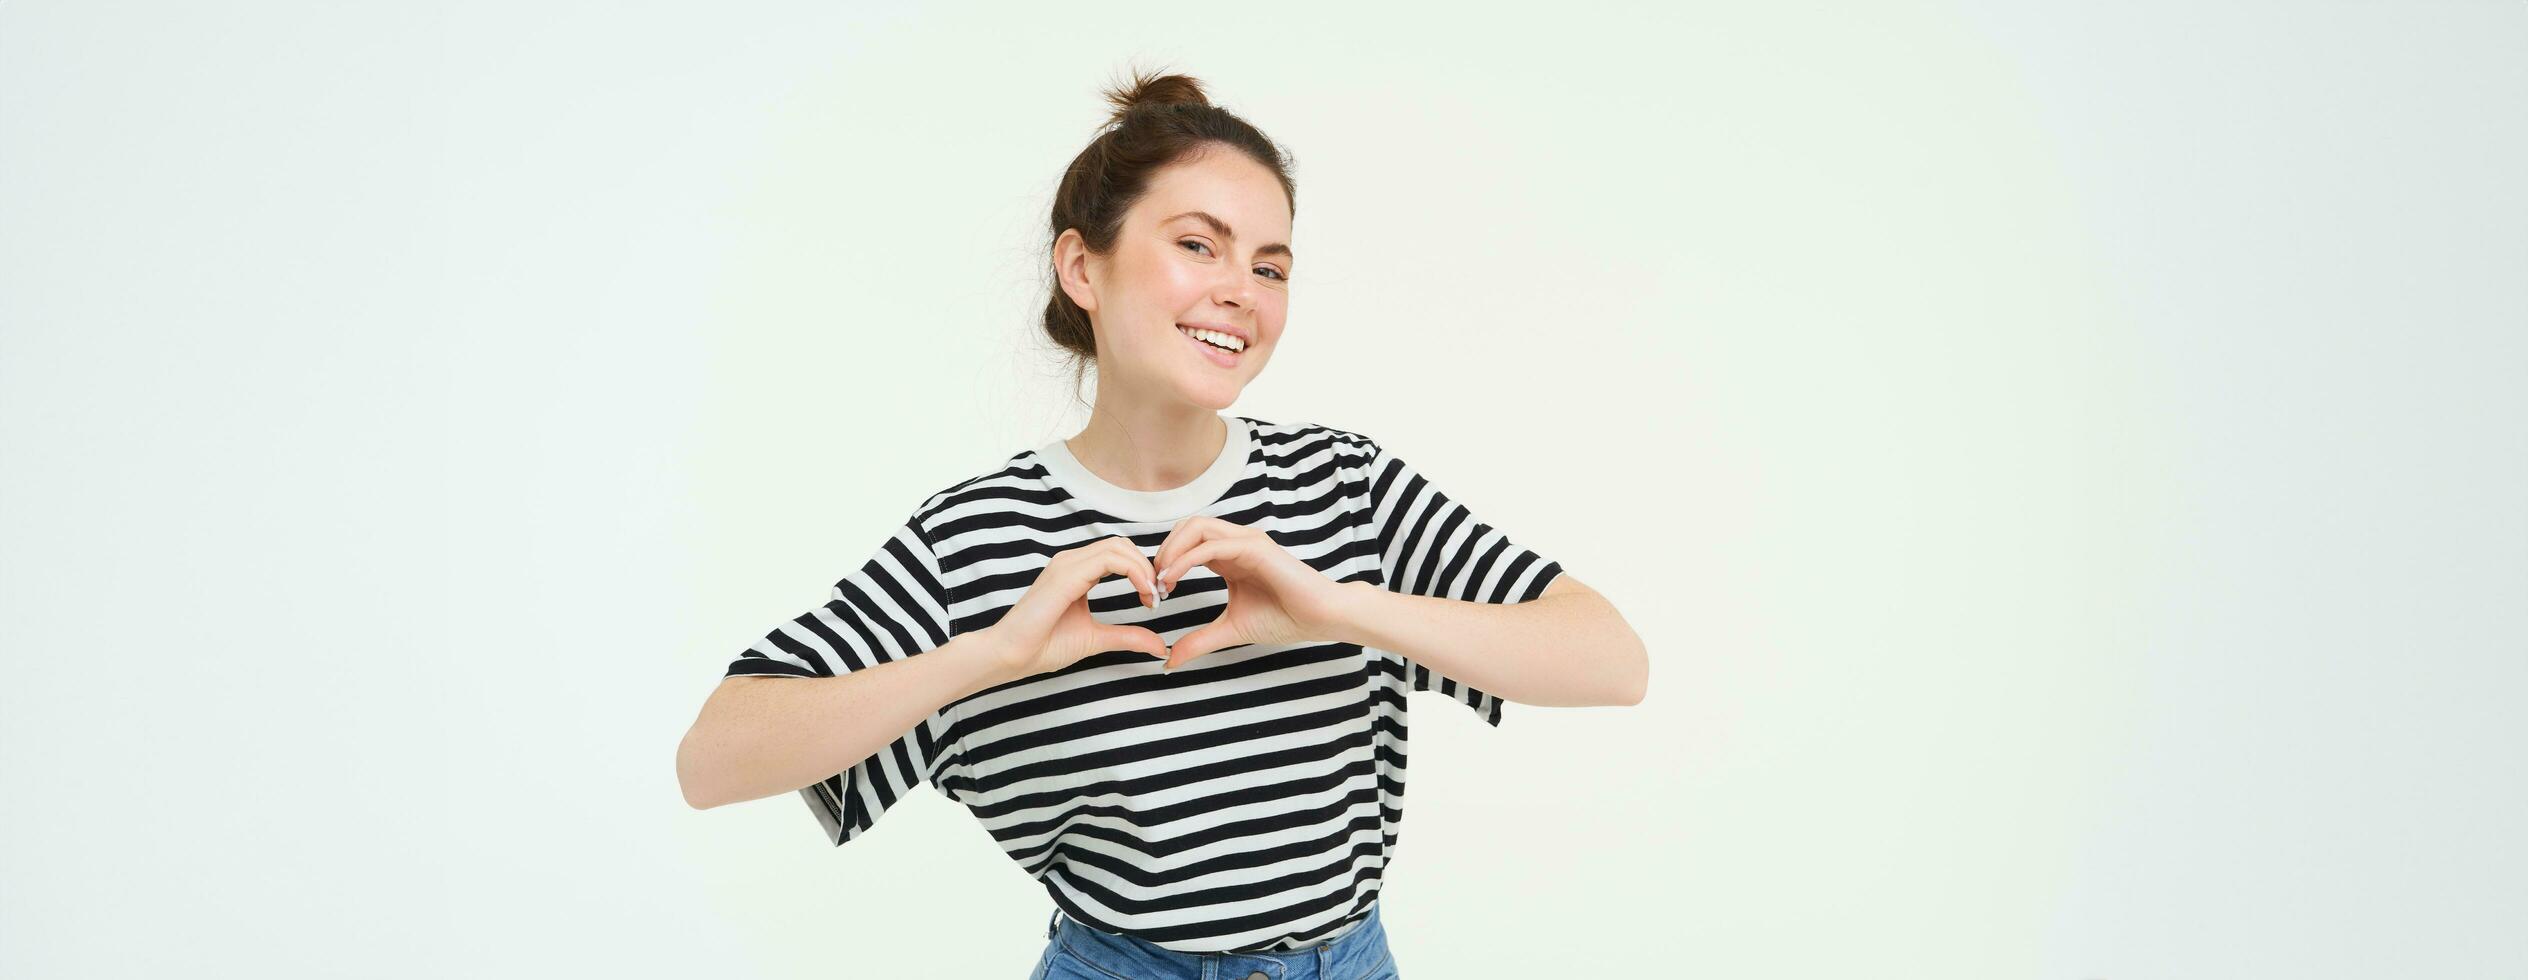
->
xmin=1178 ymin=325 xmax=1245 ymax=353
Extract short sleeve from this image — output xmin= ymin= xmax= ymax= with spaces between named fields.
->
xmin=1362 ymin=437 xmax=1564 ymax=727
xmin=721 ymin=515 xmax=959 ymax=846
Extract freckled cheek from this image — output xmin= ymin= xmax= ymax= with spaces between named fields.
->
xmin=1155 ymin=262 xmax=1211 ymax=300
xmin=1256 ymin=305 xmax=1288 ymax=349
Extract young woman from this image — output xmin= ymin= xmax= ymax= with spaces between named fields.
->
xmin=677 ymin=69 xmax=1649 ymax=980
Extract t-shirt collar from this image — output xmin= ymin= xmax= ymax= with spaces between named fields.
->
xmin=1035 ymin=415 xmax=1253 ymax=523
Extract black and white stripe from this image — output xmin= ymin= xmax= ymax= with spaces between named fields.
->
xmin=721 ymin=418 xmax=1562 ymax=953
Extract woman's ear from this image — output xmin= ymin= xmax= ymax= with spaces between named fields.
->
xmin=1053 ymin=228 xmax=1100 ymax=313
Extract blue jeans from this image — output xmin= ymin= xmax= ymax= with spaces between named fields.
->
xmin=1028 ymin=903 xmax=1400 ymax=980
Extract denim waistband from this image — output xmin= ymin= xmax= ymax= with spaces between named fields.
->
xmin=1040 ymin=902 xmax=1392 ymax=980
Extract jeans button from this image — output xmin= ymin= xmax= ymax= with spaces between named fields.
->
xmin=1243 ymin=973 xmax=1268 ymax=980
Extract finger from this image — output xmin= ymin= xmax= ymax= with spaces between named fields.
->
xmin=1156 ymin=538 xmax=1248 ymax=595
xmin=1104 ymin=540 xmax=1159 ymax=608
xmin=1164 ymin=621 xmax=1236 ymax=671
xmin=1157 ymin=517 xmax=1253 ymax=593
xmin=1089 ymin=536 xmax=1152 ymax=607
xmin=1073 ymin=539 xmax=1154 ymax=608
xmin=1125 ymin=535 xmax=1162 ymax=602
xmin=1152 ymin=516 xmax=1228 ymax=595
xmin=1157 ymin=531 xmax=1233 ymax=594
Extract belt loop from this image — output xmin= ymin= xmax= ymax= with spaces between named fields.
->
xmin=1046 ymin=908 xmax=1060 ymax=940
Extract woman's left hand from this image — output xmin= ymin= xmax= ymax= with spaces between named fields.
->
xmin=1150 ymin=515 xmax=1357 ymax=670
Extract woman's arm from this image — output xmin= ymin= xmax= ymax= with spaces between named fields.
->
xmin=1331 ymin=573 xmax=1648 ymax=708
xmin=676 ymin=629 xmax=1017 ymax=811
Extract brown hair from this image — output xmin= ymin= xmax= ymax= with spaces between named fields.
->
xmin=1041 ymin=66 xmax=1298 ymax=406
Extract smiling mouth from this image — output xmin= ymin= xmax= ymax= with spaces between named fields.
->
xmin=1177 ymin=325 xmax=1245 ymax=365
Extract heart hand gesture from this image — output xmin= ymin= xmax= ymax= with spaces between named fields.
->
xmin=1150 ymin=516 xmax=1357 ymax=671
xmin=987 ymin=536 xmax=1169 ymax=681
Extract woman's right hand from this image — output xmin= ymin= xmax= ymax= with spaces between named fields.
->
xmin=982 ymin=536 xmax=1169 ymax=680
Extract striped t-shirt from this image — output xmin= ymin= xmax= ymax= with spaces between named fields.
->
xmin=721 ymin=414 xmax=1564 ymax=954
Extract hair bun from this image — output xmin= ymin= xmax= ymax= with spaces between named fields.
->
xmin=1101 ymin=68 xmax=1211 ymax=126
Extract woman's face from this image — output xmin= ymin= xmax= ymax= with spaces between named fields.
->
xmin=1060 ymin=147 xmax=1293 ymax=411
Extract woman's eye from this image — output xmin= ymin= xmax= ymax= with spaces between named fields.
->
xmin=1183 ymin=240 xmax=1286 ymax=282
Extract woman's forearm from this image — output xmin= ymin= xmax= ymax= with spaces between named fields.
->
xmin=1331 ymin=580 xmax=1647 ymax=708
xmin=677 ymin=629 xmax=1017 ymax=811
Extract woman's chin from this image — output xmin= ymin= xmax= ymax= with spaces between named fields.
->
xmin=1171 ymin=372 xmax=1246 ymax=410
xmin=1180 ymin=385 xmax=1239 ymax=412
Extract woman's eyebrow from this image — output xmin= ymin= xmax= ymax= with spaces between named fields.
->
xmin=1165 ymin=210 xmax=1293 ymax=261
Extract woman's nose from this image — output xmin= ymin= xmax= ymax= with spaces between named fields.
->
xmin=1212 ymin=267 xmax=1253 ymax=306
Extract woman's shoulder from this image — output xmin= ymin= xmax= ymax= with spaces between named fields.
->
xmin=1238 ymin=414 xmax=1380 ymax=454
xmin=896 ymin=445 xmax=1058 ymax=538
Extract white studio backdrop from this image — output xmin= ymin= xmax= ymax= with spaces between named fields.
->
xmin=2 ymin=2 xmax=2521 ymax=977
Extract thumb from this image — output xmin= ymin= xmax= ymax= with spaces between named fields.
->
xmin=1163 ymin=623 xmax=1234 ymax=671
xmin=1099 ymin=624 xmax=1169 ymax=661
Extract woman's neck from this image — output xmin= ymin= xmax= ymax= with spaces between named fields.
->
xmin=1064 ymin=406 xmax=1227 ymax=492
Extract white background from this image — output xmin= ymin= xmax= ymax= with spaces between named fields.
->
xmin=3 ymin=2 xmax=2521 ymax=977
